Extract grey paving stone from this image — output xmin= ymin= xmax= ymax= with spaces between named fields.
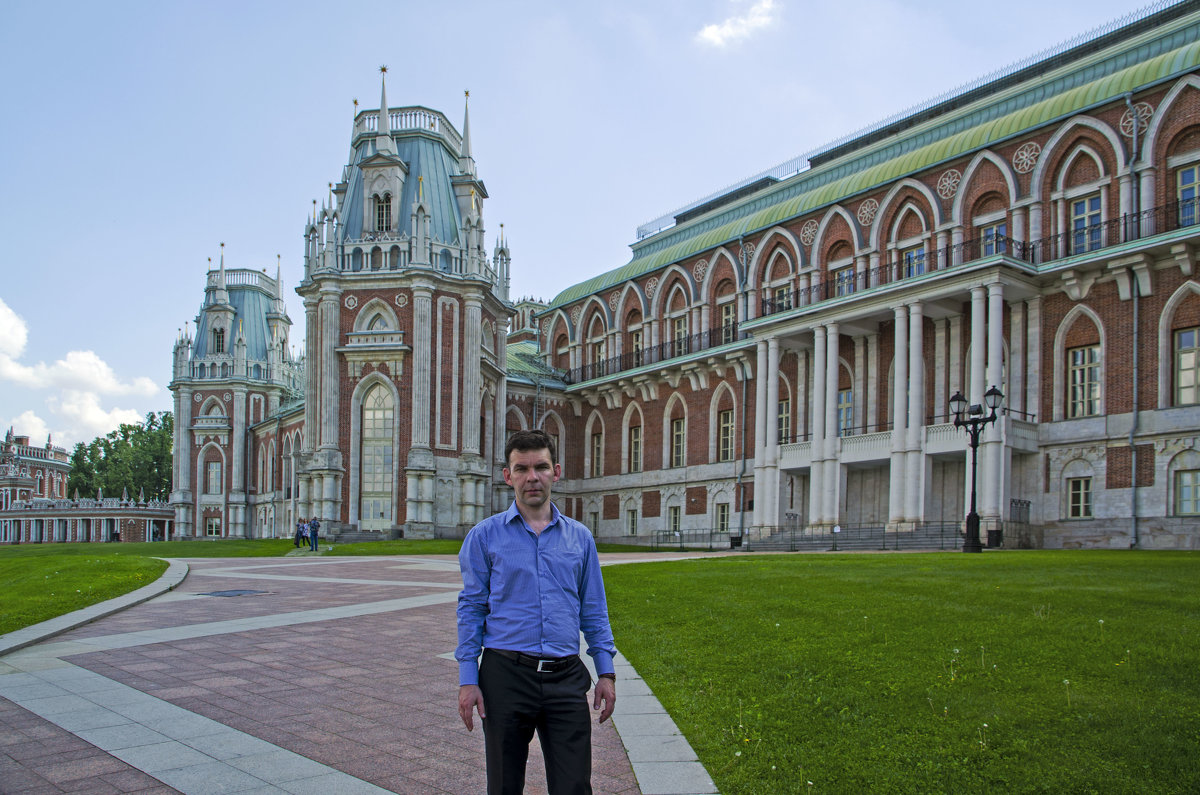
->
xmin=75 ymin=723 xmax=172 ymax=752
xmin=615 ymin=693 xmax=669 ymax=715
xmin=228 ymin=749 xmax=330 ymax=783
xmin=150 ymin=759 xmax=273 ymax=793
xmin=20 ymin=693 xmax=98 ymax=716
xmin=625 ymin=735 xmax=701 ymax=763
xmin=114 ymin=739 xmax=215 ymax=773
xmin=278 ymin=771 xmax=393 ymax=794
xmin=182 ymin=731 xmax=278 ymax=760
xmin=615 ymin=712 xmax=685 ymax=737
xmin=49 ymin=705 xmax=134 ymax=732
xmin=634 ymin=760 xmax=720 ymax=794
xmin=144 ymin=714 xmax=232 ymax=741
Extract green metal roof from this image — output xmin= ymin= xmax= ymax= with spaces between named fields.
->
xmin=547 ymin=16 xmax=1200 ymax=310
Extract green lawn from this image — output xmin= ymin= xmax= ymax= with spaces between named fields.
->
xmin=604 ymin=551 xmax=1200 ymax=795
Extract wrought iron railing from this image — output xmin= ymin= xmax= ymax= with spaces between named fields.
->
xmin=564 ymin=323 xmax=749 ymax=384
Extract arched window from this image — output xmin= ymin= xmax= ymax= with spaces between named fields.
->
xmin=213 ymin=327 xmax=225 ymax=354
xmin=360 ymin=384 xmax=394 ymax=530
xmin=375 ymin=193 xmax=392 ymax=231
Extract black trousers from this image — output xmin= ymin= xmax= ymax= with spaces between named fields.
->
xmin=479 ymin=649 xmax=593 ymax=795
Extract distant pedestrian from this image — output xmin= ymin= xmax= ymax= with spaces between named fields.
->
xmin=294 ymin=519 xmax=306 ymax=548
xmin=309 ymin=517 xmax=321 ymax=551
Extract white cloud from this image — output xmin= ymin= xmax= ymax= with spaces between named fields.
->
xmin=696 ymin=0 xmax=777 ymax=48
xmin=0 ymin=296 xmax=162 ymax=446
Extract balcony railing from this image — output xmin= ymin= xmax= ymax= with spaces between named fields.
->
xmin=564 ymin=323 xmax=748 ymax=384
xmin=761 ymin=198 xmax=1198 ymax=317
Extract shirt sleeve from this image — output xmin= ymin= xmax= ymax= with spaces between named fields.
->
xmin=455 ymin=526 xmax=491 ymax=686
xmin=578 ymin=536 xmax=617 ymax=676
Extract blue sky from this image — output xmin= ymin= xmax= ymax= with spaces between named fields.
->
xmin=0 ymin=0 xmax=1152 ymax=447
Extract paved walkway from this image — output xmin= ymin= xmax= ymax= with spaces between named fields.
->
xmin=0 ymin=554 xmax=719 ymax=794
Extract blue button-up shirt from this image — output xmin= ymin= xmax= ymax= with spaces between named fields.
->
xmin=456 ymin=502 xmax=616 ymax=686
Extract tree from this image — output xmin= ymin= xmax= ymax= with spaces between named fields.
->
xmin=68 ymin=412 xmax=174 ymax=502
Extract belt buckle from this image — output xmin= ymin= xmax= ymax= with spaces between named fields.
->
xmin=536 ymin=658 xmax=551 ymax=673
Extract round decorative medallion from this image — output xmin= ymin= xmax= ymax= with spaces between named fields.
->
xmin=693 ymin=259 xmax=708 ymax=282
xmin=856 ymin=199 xmax=879 ymax=226
xmin=799 ymin=219 xmax=819 ymax=246
xmin=570 ymin=306 xmax=582 ymax=325
xmin=608 ymin=291 xmax=620 ymax=311
xmin=644 ymin=277 xmax=658 ymax=298
xmin=742 ymin=241 xmax=756 ymax=259
xmin=1012 ymin=141 xmax=1041 ymax=174
xmin=394 ymin=293 xmax=408 ymax=307
xmin=343 ymin=294 xmax=358 ymax=309
xmin=1119 ymin=102 xmax=1153 ymax=137
xmin=937 ymin=169 xmax=962 ymax=199
xmin=193 ymin=393 xmax=202 ymax=402
xmin=223 ymin=393 xmax=232 ymax=402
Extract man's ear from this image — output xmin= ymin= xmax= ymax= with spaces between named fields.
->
xmin=552 ymin=462 xmax=562 ymax=482
xmin=502 ymin=467 xmax=513 ymax=487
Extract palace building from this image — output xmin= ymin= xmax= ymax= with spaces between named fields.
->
xmin=170 ymin=2 xmax=1200 ymax=549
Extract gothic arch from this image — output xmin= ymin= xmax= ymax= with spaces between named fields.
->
xmin=200 ymin=397 xmax=226 ymax=417
xmin=661 ymin=391 xmax=689 ymax=468
xmin=1052 ymin=304 xmax=1107 ymax=421
xmin=1030 ymin=116 xmax=1127 ymax=197
xmin=1158 ymin=280 xmax=1200 ymax=408
xmin=952 ymin=150 xmax=1021 ymax=222
xmin=746 ymin=227 xmax=802 ymax=289
xmin=698 ymin=248 xmax=743 ymax=302
xmin=811 ymin=206 xmax=864 ymax=266
xmin=871 ymin=178 xmax=943 ymax=250
xmin=649 ymin=264 xmax=699 ymax=320
xmin=707 ymin=381 xmax=738 ymax=462
xmin=354 ymin=298 xmax=399 ymax=332
xmin=348 ymin=372 xmax=401 ymax=528
xmin=621 ymin=401 xmax=645 ymax=474
xmin=584 ymin=410 xmax=606 ymax=477
xmin=1144 ymin=74 xmax=1200 ymax=167
xmin=505 ymin=405 xmax=529 ymax=433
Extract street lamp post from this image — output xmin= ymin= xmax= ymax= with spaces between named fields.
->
xmin=950 ymin=385 xmax=1004 ymax=553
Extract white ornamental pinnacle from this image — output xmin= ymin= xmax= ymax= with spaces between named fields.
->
xmin=800 ymin=220 xmax=819 ymax=246
xmin=693 ymin=259 xmax=708 ymax=282
xmin=1119 ymin=102 xmax=1154 ymax=137
xmin=644 ymin=277 xmax=659 ymax=298
xmin=1012 ymin=142 xmax=1041 ymax=174
xmin=609 ymin=291 xmax=620 ymax=311
xmin=937 ymin=169 xmax=962 ymax=199
xmin=394 ymin=293 xmax=408 ymax=307
xmin=344 ymin=295 xmax=358 ymax=309
xmin=857 ymin=199 xmax=879 ymax=226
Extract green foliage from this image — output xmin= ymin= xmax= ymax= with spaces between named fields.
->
xmin=0 ymin=546 xmax=167 ymax=634
xmin=604 ymin=551 xmax=1200 ymax=795
xmin=67 ymin=411 xmax=173 ymax=501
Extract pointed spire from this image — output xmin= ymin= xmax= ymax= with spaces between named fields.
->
xmin=462 ymin=90 xmax=473 ymax=158
xmin=218 ymin=243 xmax=227 ymax=288
xmin=376 ymin=66 xmax=395 ymax=155
xmin=138 ymin=487 xmax=145 ymax=503
xmin=275 ymin=255 xmax=282 ymax=296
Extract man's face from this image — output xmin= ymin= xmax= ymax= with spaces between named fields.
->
xmin=503 ymin=447 xmax=561 ymax=512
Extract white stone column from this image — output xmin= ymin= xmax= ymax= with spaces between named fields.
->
xmin=809 ymin=327 xmax=827 ymax=525
xmin=889 ymin=307 xmax=908 ymax=524
xmin=853 ymin=336 xmax=866 ymax=436
xmin=753 ymin=339 xmax=769 ymax=528
xmin=1025 ymin=297 xmax=1042 ymax=421
xmin=796 ymin=349 xmax=809 ymax=442
xmin=319 ymin=290 xmax=340 ymax=451
xmin=984 ymin=283 xmax=1006 ymax=519
xmin=934 ymin=320 xmax=947 ymax=422
xmin=411 ymin=285 xmax=433 ymax=449
xmin=970 ymin=287 xmax=987 ymax=407
xmin=463 ymin=297 xmax=483 ymax=455
xmin=866 ymin=334 xmax=879 ymax=432
xmin=948 ymin=315 xmax=963 ymax=403
xmin=765 ymin=337 xmax=781 ymax=529
xmin=823 ymin=323 xmax=840 ymax=524
xmin=905 ymin=303 xmax=925 ymax=521
xmin=1010 ymin=302 xmax=1026 ymax=417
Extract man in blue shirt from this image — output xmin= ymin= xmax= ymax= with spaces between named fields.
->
xmin=457 ymin=429 xmax=617 ymax=795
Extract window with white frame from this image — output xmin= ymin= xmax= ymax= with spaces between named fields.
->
xmin=590 ymin=432 xmax=603 ymax=477
xmin=834 ymin=265 xmax=855 ymax=296
xmin=360 ymin=384 xmax=394 ymax=529
xmin=626 ymin=509 xmax=638 ymax=536
xmin=716 ymin=503 xmax=730 ymax=534
xmin=1177 ymin=327 xmax=1200 ymax=406
xmin=981 ymin=221 xmax=1008 ymax=256
xmin=213 ymin=327 xmax=225 ymax=354
xmin=628 ymin=425 xmax=642 ymax=473
xmin=672 ymin=316 xmax=689 ymax=357
xmin=630 ymin=329 xmax=644 ymax=366
xmin=778 ymin=397 xmax=791 ymax=444
xmin=1068 ymin=477 xmax=1093 ymax=518
xmin=375 ymin=193 xmax=392 ymax=231
xmin=668 ymin=505 xmax=681 ymax=534
xmin=901 ymin=245 xmax=926 ymax=277
xmin=1176 ymin=469 xmax=1200 ymax=515
xmin=720 ymin=302 xmax=737 ymax=343
xmin=837 ymin=389 xmax=854 ymax=437
xmin=773 ymin=285 xmax=792 ymax=310
xmin=1178 ymin=165 xmax=1198 ymax=227
xmin=1068 ymin=345 xmax=1101 ymax=418
xmin=718 ymin=409 xmax=735 ymax=462
xmin=206 ymin=517 xmax=222 ymax=537
xmin=670 ymin=418 xmax=685 ymax=468
xmin=205 ymin=461 xmax=223 ymax=495
xmin=589 ymin=511 xmax=600 ymax=534
xmin=1070 ymin=194 xmax=1102 ymax=253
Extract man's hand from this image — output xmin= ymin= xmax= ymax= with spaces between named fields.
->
xmin=593 ymin=676 xmax=616 ymax=723
xmin=459 ymin=684 xmax=485 ymax=731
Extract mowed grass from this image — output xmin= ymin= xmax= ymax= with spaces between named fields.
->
xmin=604 ymin=551 xmax=1200 ymax=795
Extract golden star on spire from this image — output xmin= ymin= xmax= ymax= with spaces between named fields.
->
xmin=379 ymin=65 xmax=388 ymax=74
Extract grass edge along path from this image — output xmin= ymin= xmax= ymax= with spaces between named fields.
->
xmin=604 ymin=550 xmax=1200 ymax=795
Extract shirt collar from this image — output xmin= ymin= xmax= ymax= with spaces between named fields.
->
xmin=504 ymin=501 xmax=562 ymax=534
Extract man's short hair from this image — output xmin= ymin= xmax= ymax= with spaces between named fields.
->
xmin=505 ymin=429 xmax=557 ymax=466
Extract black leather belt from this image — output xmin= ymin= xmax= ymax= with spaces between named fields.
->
xmin=488 ymin=648 xmax=578 ymax=673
